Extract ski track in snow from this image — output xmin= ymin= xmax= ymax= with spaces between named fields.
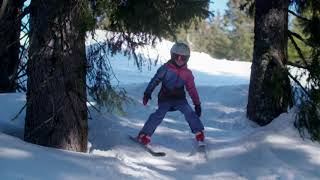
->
xmin=1 ymin=30 xmax=320 ymax=179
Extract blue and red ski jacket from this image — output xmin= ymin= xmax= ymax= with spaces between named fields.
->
xmin=144 ymin=60 xmax=201 ymax=105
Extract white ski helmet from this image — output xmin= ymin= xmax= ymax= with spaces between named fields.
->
xmin=170 ymin=42 xmax=190 ymax=56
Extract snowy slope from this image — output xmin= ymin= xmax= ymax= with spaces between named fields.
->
xmin=1 ymin=31 xmax=320 ymax=180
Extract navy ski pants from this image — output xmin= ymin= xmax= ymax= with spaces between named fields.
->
xmin=140 ymin=99 xmax=204 ymax=136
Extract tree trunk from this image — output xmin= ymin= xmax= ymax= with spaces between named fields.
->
xmin=0 ymin=0 xmax=23 ymax=92
xmin=25 ymin=0 xmax=88 ymax=152
xmin=247 ymin=0 xmax=292 ymax=125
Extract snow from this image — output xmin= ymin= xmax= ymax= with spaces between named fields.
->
xmin=1 ymin=30 xmax=320 ymax=180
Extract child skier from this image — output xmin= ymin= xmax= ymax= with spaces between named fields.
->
xmin=137 ymin=42 xmax=205 ymax=145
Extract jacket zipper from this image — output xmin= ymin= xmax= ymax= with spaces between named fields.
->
xmin=174 ymin=69 xmax=181 ymax=89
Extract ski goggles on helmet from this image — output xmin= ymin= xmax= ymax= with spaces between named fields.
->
xmin=172 ymin=53 xmax=190 ymax=62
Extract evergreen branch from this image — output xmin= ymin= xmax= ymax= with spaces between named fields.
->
xmin=10 ymin=104 xmax=26 ymax=121
xmin=288 ymin=31 xmax=309 ymax=67
xmin=18 ymin=6 xmax=30 ymax=21
xmin=289 ymin=30 xmax=313 ymax=47
xmin=17 ymin=72 xmax=27 ymax=79
xmin=16 ymin=83 xmax=27 ymax=92
xmin=5 ymin=32 xmax=28 ymax=50
xmin=288 ymin=10 xmax=310 ymax=22
xmin=85 ymin=85 xmax=101 ymax=114
xmin=287 ymin=61 xmax=307 ymax=69
xmin=288 ymin=71 xmax=320 ymax=115
xmin=287 ymin=72 xmax=312 ymax=98
xmin=90 ymin=34 xmax=121 ymax=84
xmin=21 ymin=18 xmax=30 ymax=32
xmin=16 ymin=57 xmax=28 ymax=80
xmin=87 ymin=100 xmax=101 ymax=114
xmin=9 ymin=31 xmax=29 ymax=86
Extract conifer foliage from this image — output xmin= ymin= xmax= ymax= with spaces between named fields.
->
xmin=86 ymin=0 xmax=211 ymax=113
xmin=289 ymin=0 xmax=320 ymax=141
xmin=95 ymin=0 xmax=211 ymax=62
xmin=172 ymin=0 xmax=254 ymax=61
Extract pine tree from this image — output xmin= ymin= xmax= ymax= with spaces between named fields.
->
xmin=224 ymin=0 xmax=254 ymax=61
xmin=171 ymin=11 xmax=233 ymax=60
xmin=247 ymin=0 xmax=293 ymax=125
xmin=25 ymin=0 xmax=90 ymax=152
xmin=288 ymin=15 xmax=312 ymax=63
xmin=207 ymin=14 xmax=233 ymax=59
xmin=168 ymin=0 xmax=254 ymax=61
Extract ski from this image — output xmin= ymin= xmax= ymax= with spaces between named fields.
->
xmin=197 ymin=141 xmax=206 ymax=152
xmin=188 ymin=140 xmax=208 ymax=160
xmin=128 ymin=135 xmax=166 ymax=157
xmin=197 ymin=141 xmax=208 ymax=160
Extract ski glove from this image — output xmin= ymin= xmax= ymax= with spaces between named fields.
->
xmin=195 ymin=104 xmax=201 ymax=117
xmin=143 ymin=93 xmax=151 ymax=106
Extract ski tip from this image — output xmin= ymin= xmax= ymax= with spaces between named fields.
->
xmin=154 ymin=152 xmax=166 ymax=157
xmin=129 ymin=134 xmax=166 ymax=157
xmin=128 ymin=135 xmax=137 ymax=140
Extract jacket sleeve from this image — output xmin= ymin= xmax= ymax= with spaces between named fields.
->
xmin=144 ymin=65 xmax=166 ymax=95
xmin=185 ymin=71 xmax=201 ymax=105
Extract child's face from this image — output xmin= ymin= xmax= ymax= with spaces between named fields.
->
xmin=174 ymin=54 xmax=189 ymax=66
